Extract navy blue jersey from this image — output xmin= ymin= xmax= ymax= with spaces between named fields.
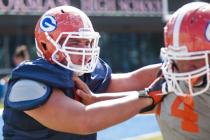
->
xmin=3 ymin=58 xmax=112 ymax=140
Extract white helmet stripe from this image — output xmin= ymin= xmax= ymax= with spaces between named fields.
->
xmin=173 ymin=2 xmax=207 ymax=48
xmin=173 ymin=9 xmax=187 ymax=48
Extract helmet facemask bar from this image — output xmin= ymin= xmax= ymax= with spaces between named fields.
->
xmin=161 ymin=47 xmax=210 ymax=96
xmin=45 ymin=30 xmax=100 ymax=74
xmin=61 ymin=45 xmax=100 ymax=73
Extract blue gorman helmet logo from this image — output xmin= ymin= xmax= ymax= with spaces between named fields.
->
xmin=40 ymin=15 xmax=57 ymax=32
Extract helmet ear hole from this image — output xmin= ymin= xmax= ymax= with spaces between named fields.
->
xmin=61 ymin=9 xmax=65 ymax=13
xmin=41 ymin=42 xmax=47 ymax=51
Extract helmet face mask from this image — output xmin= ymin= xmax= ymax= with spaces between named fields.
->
xmin=161 ymin=47 xmax=210 ymax=96
xmin=46 ymin=30 xmax=100 ymax=74
xmin=35 ymin=6 xmax=100 ymax=75
xmin=161 ymin=2 xmax=210 ymax=96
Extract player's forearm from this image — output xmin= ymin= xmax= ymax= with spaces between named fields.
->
xmin=82 ymin=91 xmax=152 ymax=134
xmin=107 ymin=63 xmax=161 ymax=92
xmin=93 ymin=92 xmax=133 ymax=102
xmin=24 ymin=89 xmax=153 ymax=135
xmin=131 ymin=63 xmax=161 ymax=88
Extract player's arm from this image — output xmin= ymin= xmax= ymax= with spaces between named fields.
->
xmin=73 ymin=76 xmax=134 ymax=104
xmin=24 ymin=88 xmax=152 ymax=135
xmin=74 ymin=76 xmax=166 ymax=113
xmin=76 ymin=91 xmax=132 ymax=105
xmin=7 ymin=79 xmax=152 ymax=135
xmin=7 ymin=79 xmax=164 ymax=135
xmin=106 ymin=63 xmax=161 ymax=92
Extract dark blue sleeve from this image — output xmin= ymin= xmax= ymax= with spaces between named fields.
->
xmin=11 ymin=58 xmax=74 ymax=89
xmin=83 ymin=58 xmax=112 ymax=93
xmin=5 ymin=58 xmax=76 ymax=111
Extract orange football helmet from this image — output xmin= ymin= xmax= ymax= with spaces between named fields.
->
xmin=161 ymin=2 xmax=210 ymax=96
xmin=35 ymin=6 xmax=100 ymax=74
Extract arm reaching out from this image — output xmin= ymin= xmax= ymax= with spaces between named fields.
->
xmin=73 ymin=76 xmax=130 ymax=104
xmin=73 ymin=76 xmax=168 ymax=113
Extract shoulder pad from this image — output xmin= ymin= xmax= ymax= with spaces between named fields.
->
xmin=7 ymin=79 xmax=51 ymax=110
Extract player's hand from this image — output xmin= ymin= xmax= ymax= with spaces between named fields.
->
xmin=146 ymin=76 xmax=168 ymax=103
xmin=139 ymin=76 xmax=169 ymax=113
xmin=73 ymin=76 xmax=96 ymax=105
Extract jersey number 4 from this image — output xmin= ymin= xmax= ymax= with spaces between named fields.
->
xmin=171 ymin=96 xmax=199 ymax=133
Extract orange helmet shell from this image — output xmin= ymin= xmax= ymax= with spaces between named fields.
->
xmin=164 ymin=2 xmax=210 ymax=52
xmin=35 ymin=6 xmax=94 ymax=62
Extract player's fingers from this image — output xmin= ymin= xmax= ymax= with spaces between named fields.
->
xmin=76 ymin=89 xmax=93 ymax=105
xmin=76 ymin=89 xmax=90 ymax=98
xmin=73 ymin=76 xmax=90 ymax=93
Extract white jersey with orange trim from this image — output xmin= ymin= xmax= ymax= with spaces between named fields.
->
xmin=156 ymin=90 xmax=210 ymax=140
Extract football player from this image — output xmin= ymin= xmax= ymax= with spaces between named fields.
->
xmin=75 ymin=2 xmax=210 ymax=140
xmin=3 ymin=5 xmax=163 ymax=140
xmin=157 ymin=2 xmax=210 ymax=140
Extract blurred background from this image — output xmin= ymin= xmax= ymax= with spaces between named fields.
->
xmin=3 ymin=0 xmax=210 ymax=76
xmin=0 ymin=0 xmax=209 ymax=75
xmin=0 ymin=0 xmax=209 ymax=139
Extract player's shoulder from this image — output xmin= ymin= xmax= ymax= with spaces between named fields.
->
xmin=82 ymin=58 xmax=112 ymax=93
xmin=94 ymin=58 xmax=112 ymax=74
xmin=6 ymin=79 xmax=52 ymax=110
xmin=14 ymin=58 xmax=54 ymax=70
xmin=10 ymin=58 xmax=74 ymax=88
xmin=90 ymin=58 xmax=112 ymax=80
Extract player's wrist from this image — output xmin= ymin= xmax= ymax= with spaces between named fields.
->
xmin=137 ymin=90 xmax=154 ymax=113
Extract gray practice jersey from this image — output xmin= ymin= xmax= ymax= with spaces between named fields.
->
xmin=156 ymin=89 xmax=210 ymax=140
